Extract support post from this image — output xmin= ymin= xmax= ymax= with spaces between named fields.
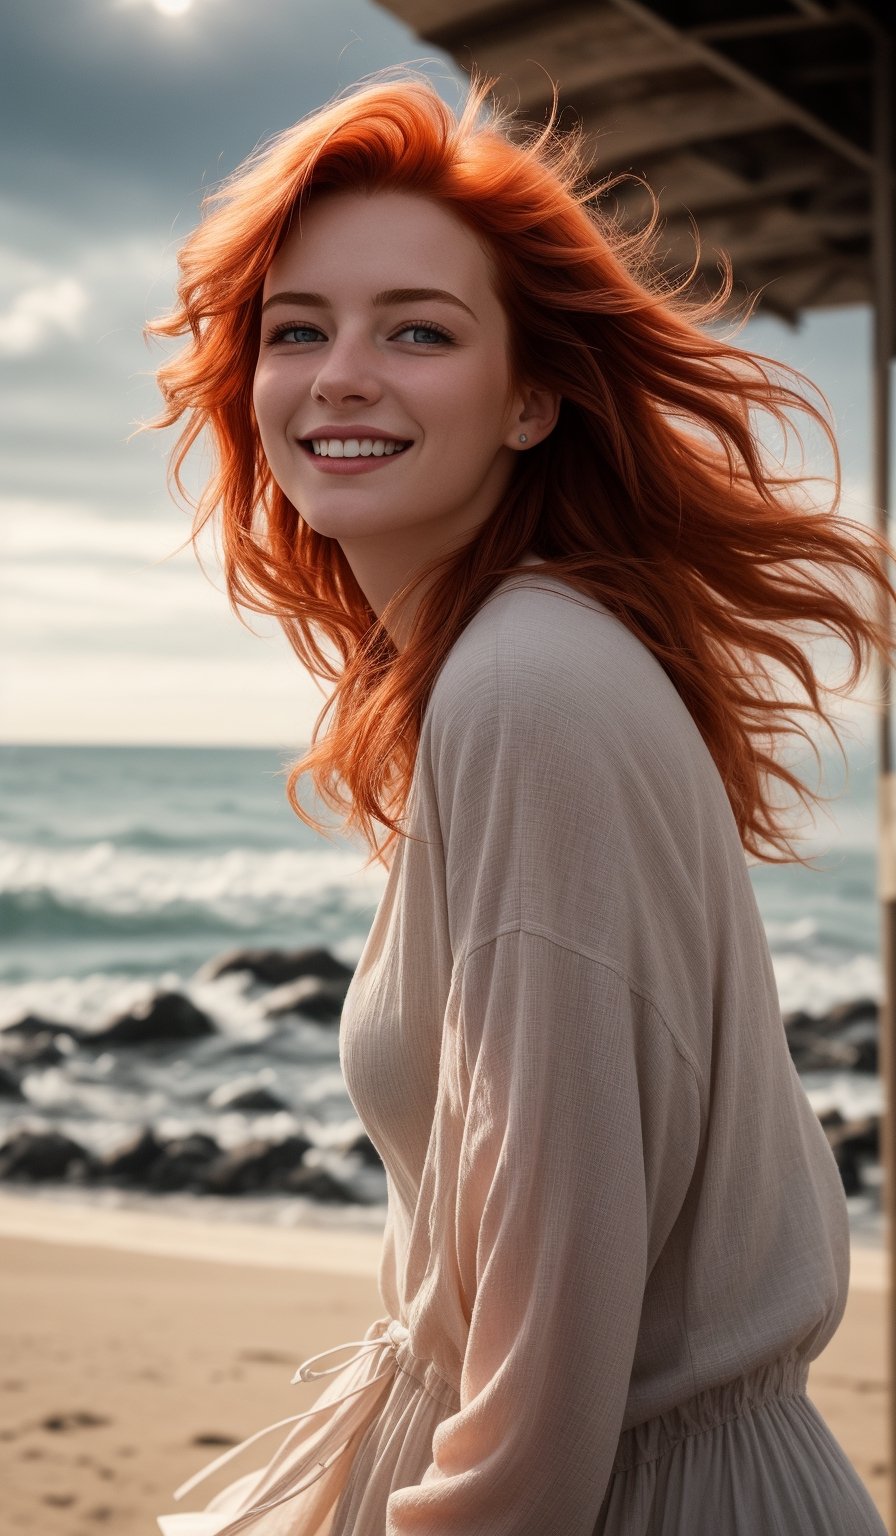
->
xmin=869 ymin=21 xmax=896 ymax=1534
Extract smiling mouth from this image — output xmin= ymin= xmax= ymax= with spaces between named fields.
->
xmin=300 ymin=440 xmax=413 ymax=458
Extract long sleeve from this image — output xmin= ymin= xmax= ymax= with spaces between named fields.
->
xmin=383 ymin=603 xmax=705 ymax=1533
xmin=386 ymin=927 xmax=702 ymax=1535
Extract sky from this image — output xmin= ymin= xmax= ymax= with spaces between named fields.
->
xmin=1 ymin=0 xmax=891 ymax=756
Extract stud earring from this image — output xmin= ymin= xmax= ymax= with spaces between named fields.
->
xmin=519 ymin=433 xmax=528 ymax=443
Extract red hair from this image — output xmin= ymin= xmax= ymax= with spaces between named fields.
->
xmin=145 ymin=65 xmax=896 ymax=871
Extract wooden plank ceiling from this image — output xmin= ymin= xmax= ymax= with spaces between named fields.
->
xmin=373 ymin=0 xmax=894 ymax=332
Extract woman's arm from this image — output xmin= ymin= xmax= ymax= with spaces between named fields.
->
xmin=386 ymin=927 xmax=701 ymax=1535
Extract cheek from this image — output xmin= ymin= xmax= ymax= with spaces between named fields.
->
xmin=251 ymin=366 xmax=295 ymax=470
xmin=251 ymin=363 xmax=279 ymax=432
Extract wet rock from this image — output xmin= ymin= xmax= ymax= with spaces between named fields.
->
xmin=0 ymin=1029 xmax=69 ymax=1068
xmin=784 ymin=996 xmax=881 ymax=1075
xmin=196 ymin=946 xmax=354 ymax=987
xmin=0 ymin=1129 xmax=88 ymax=1181
xmin=838 ymin=1018 xmax=879 ymax=1074
xmin=200 ymin=1134 xmax=312 ymax=1194
xmin=100 ymin=1127 xmax=166 ymax=1182
xmin=208 ymin=1078 xmax=289 ymax=1113
xmin=90 ymin=991 xmax=216 ymax=1047
xmin=823 ymin=997 xmax=879 ymax=1029
xmin=281 ymin=1164 xmax=357 ymax=1202
xmin=146 ymin=1133 xmax=221 ymax=1192
xmin=837 ymin=1114 xmax=880 ymax=1160
xmin=788 ymin=1033 xmax=862 ymax=1073
xmin=833 ymin=1142 xmax=862 ymax=1195
xmin=0 ymin=1012 xmax=82 ymax=1044
xmin=261 ymin=976 xmax=348 ymax=1025
xmin=0 ymin=1065 xmax=24 ymax=1099
xmin=819 ymin=1109 xmax=880 ymax=1195
xmin=345 ymin=1131 xmax=384 ymax=1169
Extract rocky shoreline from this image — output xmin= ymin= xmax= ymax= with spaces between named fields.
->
xmin=0 ymin=946 xmax=882 ymax=1206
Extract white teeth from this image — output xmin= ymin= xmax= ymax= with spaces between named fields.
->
xmin=310 ymin=438 xmax=408 ymax=458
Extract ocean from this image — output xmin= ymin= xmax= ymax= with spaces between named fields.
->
xmin=0 ymin=738 xmax=884 ymax=1246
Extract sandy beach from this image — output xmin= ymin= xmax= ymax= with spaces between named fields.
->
xmin=1 ymin=1193 xmax=889 ymax=1535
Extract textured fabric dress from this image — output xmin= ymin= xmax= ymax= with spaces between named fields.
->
xmin=156 ymin=567 xmax=886 ymax=1536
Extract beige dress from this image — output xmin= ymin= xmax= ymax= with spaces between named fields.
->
xmin=157 ymin=568 xmax=886 ymax=1536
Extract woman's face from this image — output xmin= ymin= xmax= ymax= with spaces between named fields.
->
xmin=253 ymin=187 xmax=552 ymax=623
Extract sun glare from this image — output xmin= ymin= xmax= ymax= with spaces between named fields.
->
xmin=153 ymin=0 xmax=192 ymax=15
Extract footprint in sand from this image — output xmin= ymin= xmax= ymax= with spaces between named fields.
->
xmin=41 ymin=1411 xmax=110 ymax=1432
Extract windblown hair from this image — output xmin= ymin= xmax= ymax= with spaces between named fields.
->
xmin=145 ymin=65 xmax=896 ymax=871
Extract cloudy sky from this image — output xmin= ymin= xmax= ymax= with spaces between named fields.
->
xmin=1 ymin=0 xmax=888 ymax=753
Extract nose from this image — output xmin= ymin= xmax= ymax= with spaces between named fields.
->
xmin=310 ymin=331 xmax=383 ymax=408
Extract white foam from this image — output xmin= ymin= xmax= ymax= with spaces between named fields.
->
xmin=0 ymin=836 xmax=387 ymax=921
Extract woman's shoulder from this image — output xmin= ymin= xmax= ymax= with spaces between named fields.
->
xmin=427 ymin=569 xmax=694 ymax=760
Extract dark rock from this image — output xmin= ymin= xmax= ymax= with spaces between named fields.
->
xmin=851 ymin=1037 xmax=879 ymax=1074
xmin=261 ymin=977 xmax=348 ymax=1025
xmin=0 ymin=1030 xmax=69 ymax=1069
xmin=832 ymin=1141 xmax=862 ymax=1195
xmin=818 ymin=1107 xmax=845 ymax=1136
xmin=788 ymin=1033 xmax=863 ymax=1073
xmin=784 ymin=998 xmax=879 ymax=1042
xmin=196 ymin=947 xmax=354 ymax=988
xmin=782 ymin=1008 xmax=817 ymax=1036
xmin=823 ymin=997 xmax=879 ymax=1029
xmin=200 ymin=1135 xmax=312 ymax=1194
xmin=0 ymin=1065 xmax=24 ymax=1099
xmin=66 ymin=1154 xmax=100 ymax=1185
xmin=90 ymin=992 xmax=215 ymax=1047
xmin=0 ymin=1129 xmax=87 ymax=1181
xmin=345 ymin=1131 xmax=384 ymax=1169
xmin=208 ymin=1080 xmax=289 ymax=1113
xmin=281 ymin=1165 xmax=357 ymax=1202
xmin=0 ymin=1013 xmax=82 ymax=1044
xmin=146 ymin=1134 xmax=221 ymax=1192
xmin=839 ymin=1019 xmax=879 ymax=1074
xmin=819 ymin=1109 xmax=881 ymax=1194
xmin=837 ymin=1115 xmax=880 ymax=1160
xmin=101 ymin=1127 xmax=166 ymax=1182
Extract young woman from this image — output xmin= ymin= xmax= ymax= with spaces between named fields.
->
xmin=149 ymin=67 xmax=894 ymax=1536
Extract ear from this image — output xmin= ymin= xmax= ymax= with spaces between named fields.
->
xmin=504 ymin=381 xmax=561 ymax=451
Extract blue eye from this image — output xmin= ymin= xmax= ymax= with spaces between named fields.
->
xmin=263 ymin=320 xmax=455 ymax=347
xmin=394 ymin=323 xmax=454 ymax=345
xmin=265 ymin=323 xmax=323 ymax=345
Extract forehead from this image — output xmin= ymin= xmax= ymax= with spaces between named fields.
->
xmin=263 ymin=188 xmax=493 ymax=295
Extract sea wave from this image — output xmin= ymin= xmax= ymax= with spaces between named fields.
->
xmin=0 ymin=837 xmax=387 ymax=923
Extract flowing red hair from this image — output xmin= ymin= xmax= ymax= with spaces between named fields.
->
xmin=144 ymin=65 xmax=896 ymax=871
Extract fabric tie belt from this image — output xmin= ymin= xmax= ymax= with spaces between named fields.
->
xmin=157 ymin=1317 xmax=409 ymax=1536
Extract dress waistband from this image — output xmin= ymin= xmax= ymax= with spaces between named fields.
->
xmin=612 ymin=1352 xmax=812 ymax=1474
xmin=167 ymin=1316 xmax=409 ymax=1535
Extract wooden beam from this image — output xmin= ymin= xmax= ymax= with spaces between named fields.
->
xmin=605 ymin=143 xmax=836 ymax=220
xmin=433 ymin=4 xmax=683 ymax=115
xmin=368 ymin=0 xmax=525 ymax=34
xmin=726 ymin=250 xmax=869 ymax=308
xmin=690 ymin=14 xmax=836 ymax=42
xmin=573 ymin=81 xmax=789 ymax=170
xmin=605 ymin=0 xmax=877 ymax=173
xmin=655 ymin=201 xmax=868 ymax=270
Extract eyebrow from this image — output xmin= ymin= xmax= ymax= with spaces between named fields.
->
xmin=260 ymin=287 xmax=478 ymax=321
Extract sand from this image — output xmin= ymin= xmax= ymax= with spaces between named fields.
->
xmin=1 ymin=1194 xmax=889 ymax=1535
